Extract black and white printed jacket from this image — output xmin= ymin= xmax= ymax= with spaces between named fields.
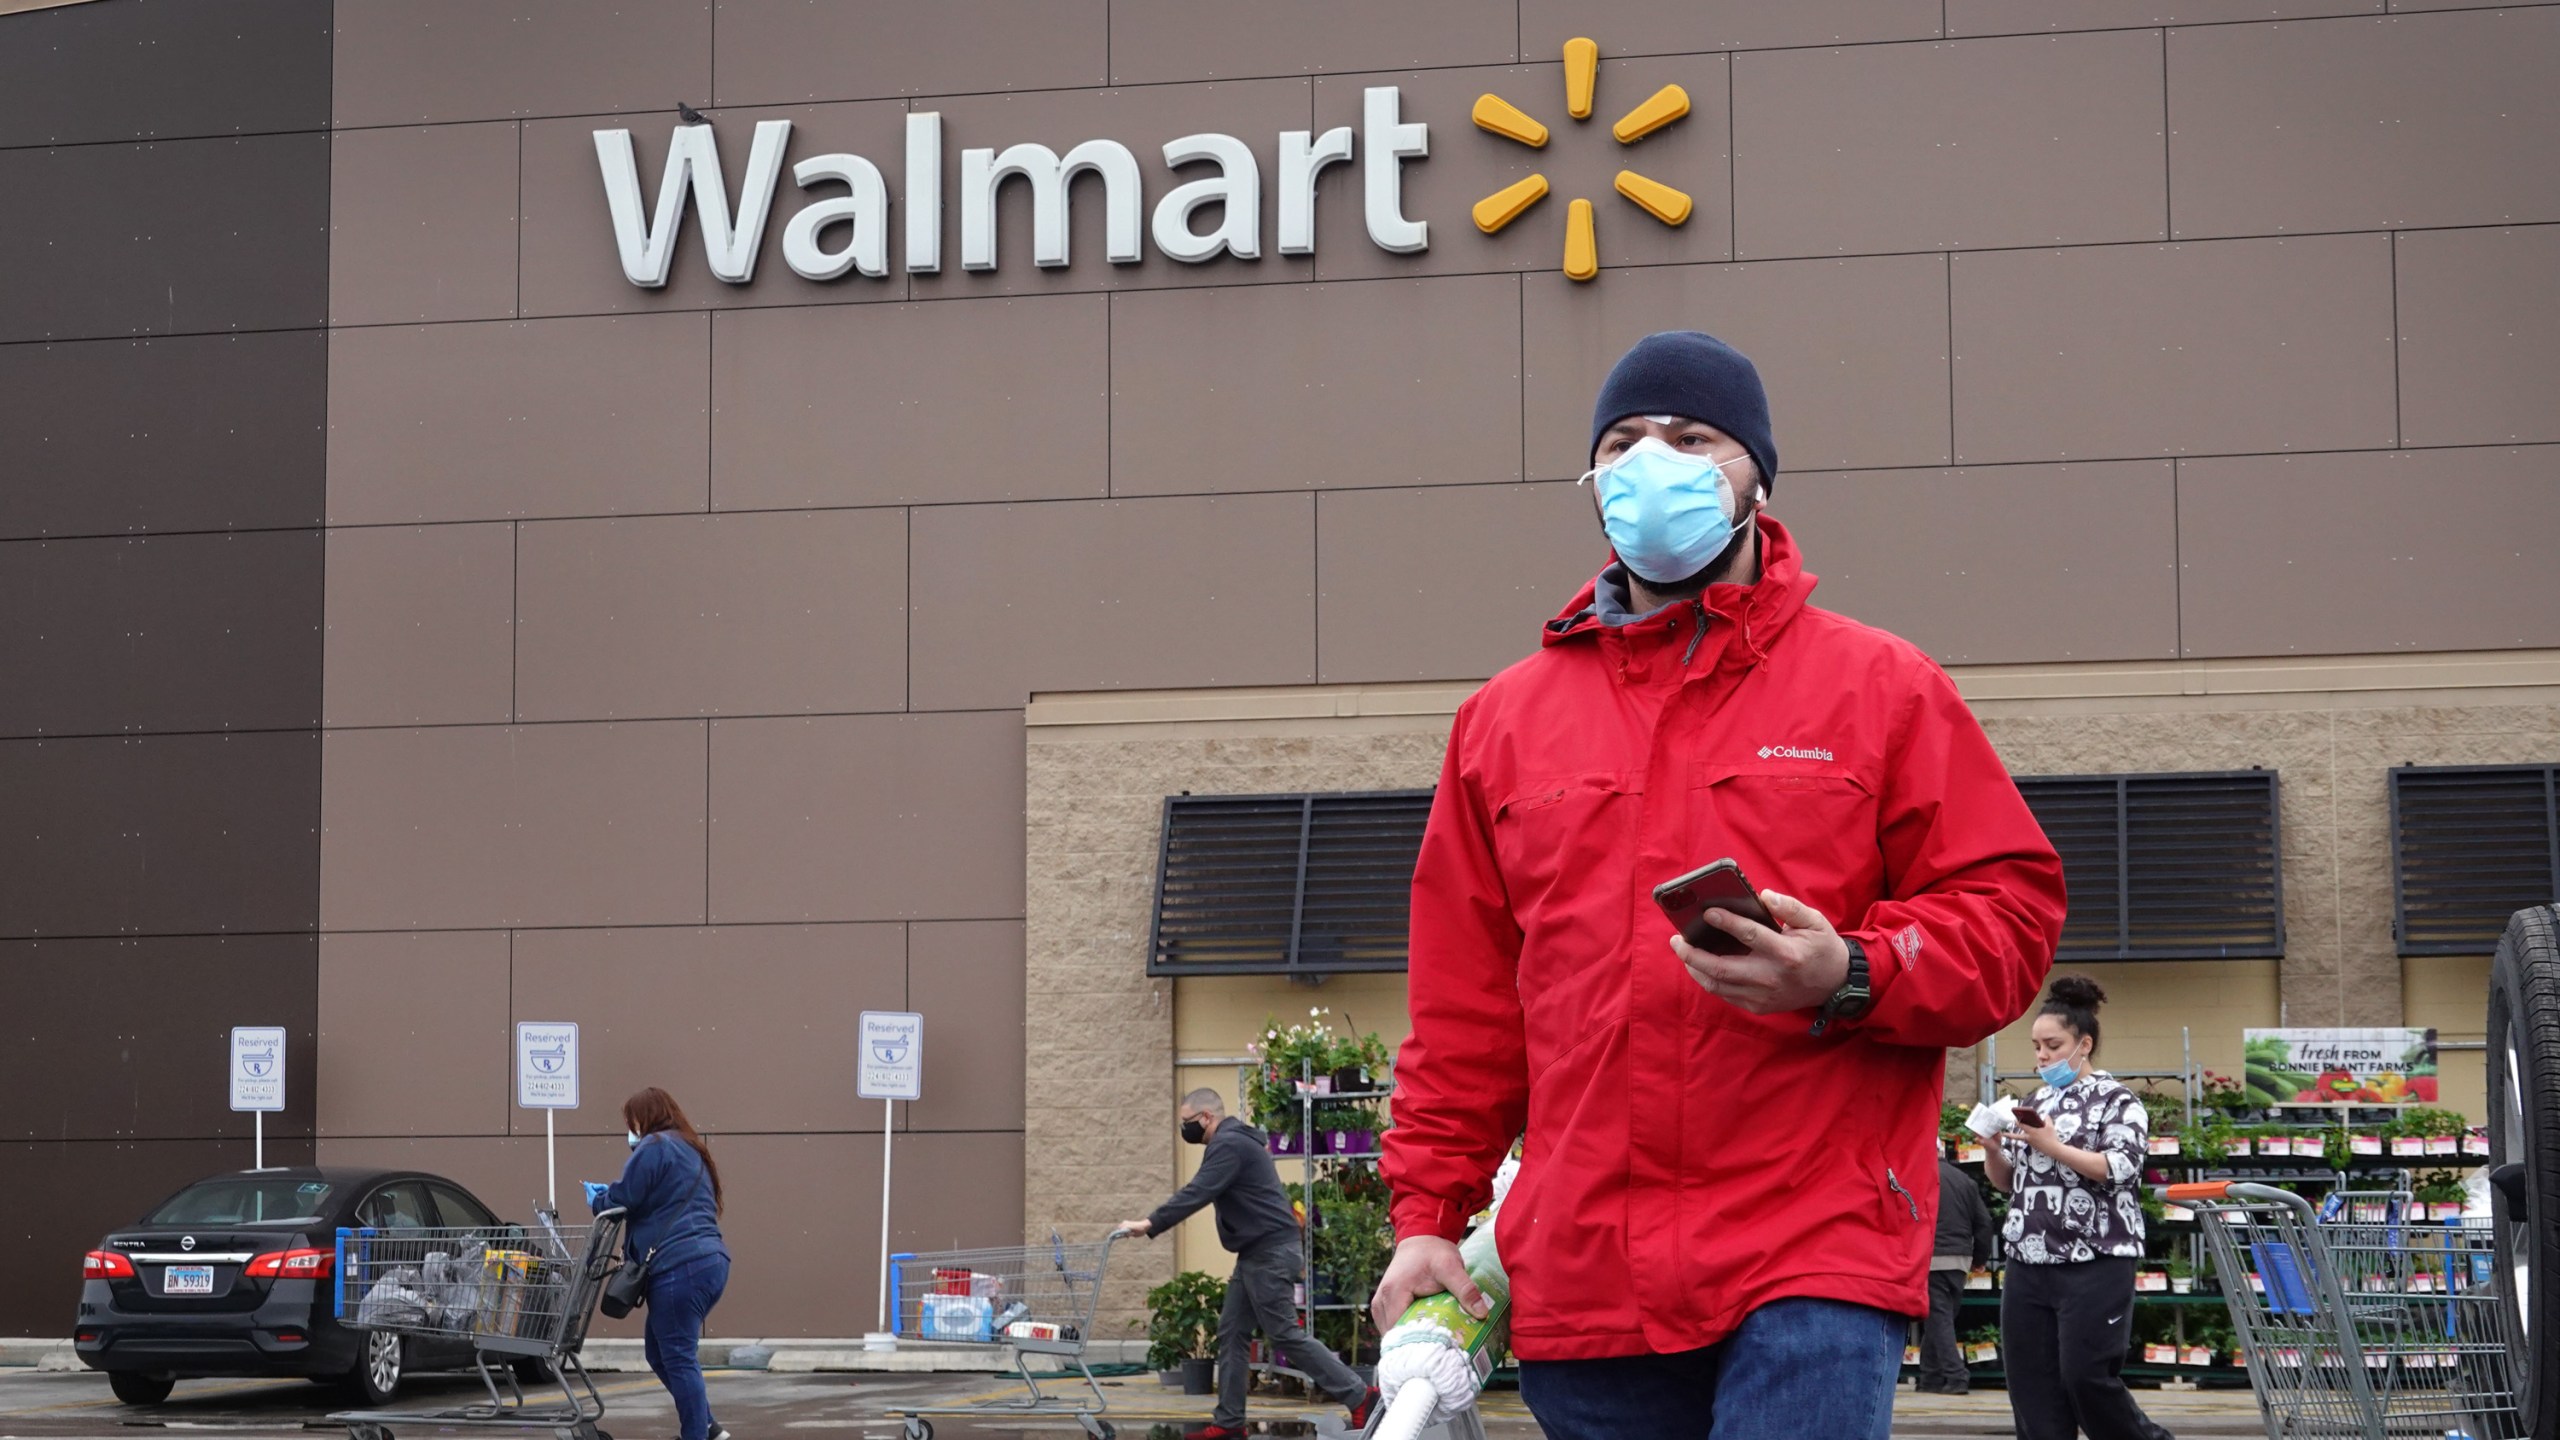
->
xmin=1997 ymin=1070 xmax=2151 ymax=1264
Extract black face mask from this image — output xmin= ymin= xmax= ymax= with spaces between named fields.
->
xmin=1180 ymin=1118 xmax=1207 ymax=1145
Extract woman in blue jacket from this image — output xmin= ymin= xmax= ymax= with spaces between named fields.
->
xmin=589 ymin=1087 xmax=730 ymax=1440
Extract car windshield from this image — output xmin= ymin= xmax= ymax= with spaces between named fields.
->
xmin=145 ymin=1177 xmax=335 ymax=1226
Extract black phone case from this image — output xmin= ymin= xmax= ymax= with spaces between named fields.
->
xmin=1652 ymin=859 xmax=1774 ymax=957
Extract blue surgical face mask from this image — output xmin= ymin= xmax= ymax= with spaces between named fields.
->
xmin=2039 ymin=1058 xmax=2081 ymax=1090
xmin=626 ymin=1129 xmax=642 ymax=1149
xmin=1584 ymin=436 xmax=1752 ymax=587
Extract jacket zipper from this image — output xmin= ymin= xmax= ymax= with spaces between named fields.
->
xmin=1885 ymin=1167 xmax=1920 ymax=1222
xmin=1680 ymin=599 xmax=1707 ymax=667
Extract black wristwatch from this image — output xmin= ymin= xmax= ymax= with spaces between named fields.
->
xmin=1810 ymin=938 xmax=1873 ymax=1036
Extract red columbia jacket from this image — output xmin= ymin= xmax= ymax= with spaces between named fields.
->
xmin=1383 ymin=517 xmax=2064 ymax=1361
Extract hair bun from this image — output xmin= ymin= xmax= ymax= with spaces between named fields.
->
xmin=2047 ymin=975 xmax=2107 ymax=1009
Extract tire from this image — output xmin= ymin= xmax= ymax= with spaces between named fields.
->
xmin=902 ymin=1419 xmax=933 ymax=1440
xmin=337 ymin=1331 xmax=405 ymax=1408
xmin=107 ymin=1372 xmax=174 ymax=1405
xmin=512 ymin=1357 xmax=555 ymax=1387
xmin=2490 ymin=905 xmax=2560 ymax=1440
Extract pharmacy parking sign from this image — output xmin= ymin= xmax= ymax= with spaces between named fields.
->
xmin=858 ymin=1012 xmax=922 ymax=1101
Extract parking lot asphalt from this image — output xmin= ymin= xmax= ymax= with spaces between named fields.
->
xmin=0 ymin=1367 xmax=2274 ymax=1440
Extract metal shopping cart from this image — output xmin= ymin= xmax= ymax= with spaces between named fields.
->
xmin=327 ymin=1206 xmax=628 ymax=1440
xmin=2165 ymin=1181 xmax=2524 ymax=1439
xmin=884 ymin=1231 xmax=1125 ymax=1440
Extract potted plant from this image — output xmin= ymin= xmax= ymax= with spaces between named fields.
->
xmin=2178 ymin=1114 xmax=2238 ymax=1163
xmin=2167 ymin=1253 xmax=2195 ymax=1295
xmin=1320 ymin=1101 xmax=1384 ymax=1159
xmin=1328 ymin=1029 xmax=1393 ymax=1094
xmin=1145 ymin=1271 xmax=1226 ymax=1395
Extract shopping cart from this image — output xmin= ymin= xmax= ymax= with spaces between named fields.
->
xmin=2165 ymin=1181 xmax=2524 ymax=1439
xmin=884 ymin=1231 xmax=1125 ymax=1440
xmin=326 ymin=1206 xmax=627 ymax=1440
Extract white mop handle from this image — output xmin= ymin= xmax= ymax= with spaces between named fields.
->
xmin=1371 ymin=1376 xmax=1443 ymax=1440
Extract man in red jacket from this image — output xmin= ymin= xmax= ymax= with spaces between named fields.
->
xmin=1374 ymin=332 xmax=2066 ymax=1440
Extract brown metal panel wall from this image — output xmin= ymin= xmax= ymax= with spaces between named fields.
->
xmin=0 ymin=0 xmax=330 ymax=1329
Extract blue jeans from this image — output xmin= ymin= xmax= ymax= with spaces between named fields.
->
xmin=1519 ymin=1298 xmax=1905 ymax=1440
xmin=643 ymin=1254 xmax=729 ymax=1440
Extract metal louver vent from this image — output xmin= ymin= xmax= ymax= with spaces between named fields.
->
xmin=1148 ymin=790 xmax=1434 ymax=977
xmin=2016 ymin=771 xmax=2284 ymax=961
xmin=2391 ymin=764 xmax=2560 ymax=955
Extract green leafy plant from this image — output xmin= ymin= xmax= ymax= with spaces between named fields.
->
xmin=2197 ymin=1068 xmax=2248 ymax=1114
xmin=1144 ymin=1271 xmax=1227 ymax=1370
xmin=2410 ymin=1168 xmax=2467 ymax=1206
xmin=2179 ymin=1113 xmax=2240 ymax=1162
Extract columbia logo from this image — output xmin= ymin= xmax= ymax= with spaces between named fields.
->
xmin=1757 ymin=744 xmax=1835 ymax=762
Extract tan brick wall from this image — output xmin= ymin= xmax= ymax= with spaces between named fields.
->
xmin=1025 ymin=717 xmax=1448 ymax=1331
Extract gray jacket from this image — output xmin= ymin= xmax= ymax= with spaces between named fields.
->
xmin=1146 ymin=1120 xmax=1298 ymax=1256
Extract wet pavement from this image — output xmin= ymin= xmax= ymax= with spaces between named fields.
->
xmin=0 ymin=1367 xmax=2273 ymax=1439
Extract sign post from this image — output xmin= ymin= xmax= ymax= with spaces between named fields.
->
xmin=516 ymin=1022 xmax=581 ymax=1209
xmin=229 ymin=1027 xmax=286 ymax=1170
xmin=858 ymin=1011 xmax=923 ymax=1350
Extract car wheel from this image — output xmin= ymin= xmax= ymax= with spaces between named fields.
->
xmin=107 ymin=1372 xmax=174 ymax=1406
xmin=2491 ymin=906 xmax=2560 ymax=1440
xmin=511 ymin=1357 xmax=555 ymax=1388
xmin=338 ymin=1331 xmax=404 ymax=1407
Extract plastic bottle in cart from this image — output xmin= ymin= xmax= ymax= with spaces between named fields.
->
xmin=1370 ymin=1157 xmax=1519 ymax=1440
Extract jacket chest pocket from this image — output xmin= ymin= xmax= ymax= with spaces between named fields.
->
xmin=1689 ymin=762 xmax=1883 ymax=903
xmin=1493 ymin=772 xmax=1639 ymax=921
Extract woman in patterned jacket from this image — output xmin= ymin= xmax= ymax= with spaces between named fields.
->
xmin=1985 ymin=977 xmax=2176 ymax=1440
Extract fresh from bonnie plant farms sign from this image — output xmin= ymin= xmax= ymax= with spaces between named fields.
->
xmin=2242 ymin=1029 xmax=2438 ymax=1105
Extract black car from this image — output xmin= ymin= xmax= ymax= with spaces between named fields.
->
xmin=75 ymin=1166 xmax=538 ymax=1407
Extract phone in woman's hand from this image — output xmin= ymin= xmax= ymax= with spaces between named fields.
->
xmin=2012 ymin=1106 xmax=2046 ymax=1130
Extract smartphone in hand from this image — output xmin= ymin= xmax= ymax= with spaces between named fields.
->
xmin=2012 ymin=1106 xmax=2047 ymax=1130
xmin=1652 ymin=858 xmax=1778 ymax=958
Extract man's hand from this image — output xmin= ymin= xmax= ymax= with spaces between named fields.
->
xmin=1113 ymin=1219 xmax=1153 ymax=1238
xmin=1670 ymin=890 xmax=1851 ymax=1015
xmin=1371 ymin=1235 xmax=1487 ymax=1329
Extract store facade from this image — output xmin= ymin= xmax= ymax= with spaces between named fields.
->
xmin=3 ymin=0 xmax=2556 ymax=1335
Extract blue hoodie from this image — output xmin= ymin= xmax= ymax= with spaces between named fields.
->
xmin=599 ymin=1132 xmax=728 ymax=1276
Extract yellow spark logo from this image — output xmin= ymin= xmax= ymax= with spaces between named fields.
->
xmin=1470 ymin=37 xmax=1692 ymax=281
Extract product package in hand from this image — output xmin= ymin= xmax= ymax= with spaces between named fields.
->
xmin=1371 ymin=1156 xmax=1521 ymax=1440
xmin=1963 ymin=1096 xmax=2021 ymax=1139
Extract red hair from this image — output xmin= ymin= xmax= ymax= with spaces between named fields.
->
xmin=621 ymin=1087 xmax=723 ymax=1214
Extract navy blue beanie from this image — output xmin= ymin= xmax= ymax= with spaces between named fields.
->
xmin=1588 ymin=331 xmax=1779 ymax=494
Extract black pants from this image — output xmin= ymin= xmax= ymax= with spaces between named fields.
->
xmin=1215 ymin=1241 xmax=1366 ymax=1428
xmin=2000 ymin=1257 xmax=2176 ymax=1440
xmin=1916 ymin=1268 xmax=1970 ymax=1392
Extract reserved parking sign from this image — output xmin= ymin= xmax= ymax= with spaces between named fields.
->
xmin=229 ymin=1026 xmax=285 ymax=1113
xmin=516 ymin=1021 xmax=580 ymax=1109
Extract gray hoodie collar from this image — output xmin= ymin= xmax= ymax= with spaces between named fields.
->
xmin=1582 ymin=562 xmax=1688 ymax=627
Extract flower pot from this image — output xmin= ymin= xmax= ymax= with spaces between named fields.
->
xmin=1309 ymin=1129 xmax=1333 ymax=1156
xmin=2171 ymin=1276 xmax=2194 ymax=1294
xmin=1157 ymin=1370 xmax=1183 ymax=1388
xmin=1332 ymin=1066 xmax=1368 ymax=1094
xmin=1180 ymin=1357 xmax=1215 ymax=1395
xmin=1269 ymin=1131 xmax=1303 ymax=1156
xmin=1335 ymin=1129 xmax=1376 ymax=1157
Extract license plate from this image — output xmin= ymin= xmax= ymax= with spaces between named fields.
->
xmin=163 ymin=1266 xmax=215 ymax=1295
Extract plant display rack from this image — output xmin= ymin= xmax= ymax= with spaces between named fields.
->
xmin=1230 ymin=1049 xmax=1396 ymax=1392
xmin=1938 ymin=1026 xmax=2489 ymax=1392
